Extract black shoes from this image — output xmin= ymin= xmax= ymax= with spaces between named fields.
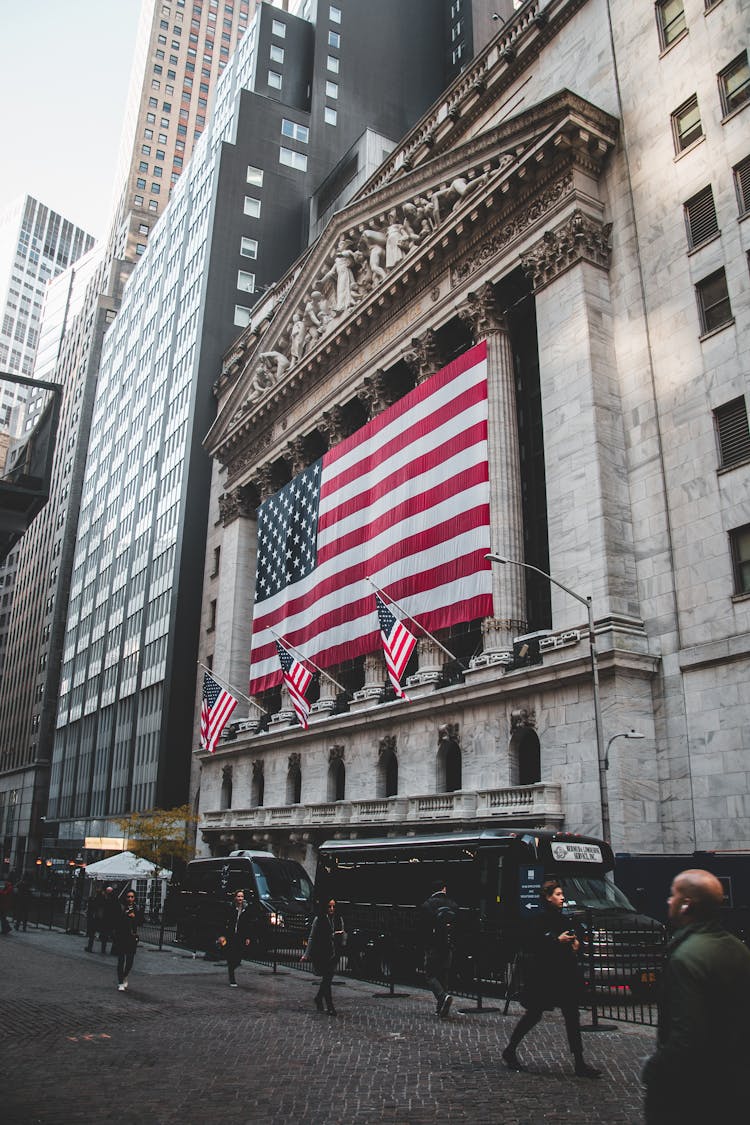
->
xmin=326 ymin=1007 xmax=337 ymax=1017
xmin=314 ymin=996 xmax=324 ymax=1012
xmin=574 ymin=1061 xmax=602 ymax=1079
xmin=502 ymin=1048 xmax=524 ymax=1072
xmin=437 ymin=994 xmax=453 ymax=1019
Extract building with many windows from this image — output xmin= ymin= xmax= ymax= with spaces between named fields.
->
xmin=36 ymin=0 xmax=496 ymax=866
xmin=197 ymin=0 xmax=750 ymax=873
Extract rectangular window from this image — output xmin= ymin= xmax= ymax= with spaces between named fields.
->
xmin=328 ymin=30 xmax=340 ymax=48
xmin=270 ymin=44 xmax=284 ymax=63
xmin=671 ymin=95 xmax=702 ymax=153
xmin=324 ymin=106 xmax=337 ymax=126
xmin=240 ymin=237 xmax=258 ymax=259
xmin=279 ymin=147 xmax=308 ymax=171
xmin=268 ymin=70 xmax=282 ymax=89
xmin=271 ymin=19 xmax=286 ymax=37
xmin=330 ymin=6 xmax=341 ymax=23
xmin=281 ymin=118 xmax=309 ymax=143
xmin=696 ymin=268 xmax=732 ymax=334
xmin=327 ymin=55 xmax=339 ymax=73
xmin=244 ymin=196 xmax=261 ymax=217
xmin=730 ymin=525 xmax=750 ymax=594
xmin=234 ymin=304 xmax=252 ymax=327
xmin=247 ymin=165 xmax=263 ymax=187
xmin=684 ymin=185 xmax=718 ymax=249
xmin=237 ymin=270 xmax=255 ymax=293
xmin=715 ymin=398 xmax=750 ymax=469
xmin=719 ymin=52 xmax=750 ymax=117
xmin=734 ymin=155 xmax=750 ymax=216
xmin=657 ymin=0 xmax=686 ymax=48
xmin=326 ymin=80 xmax=339 ymax=99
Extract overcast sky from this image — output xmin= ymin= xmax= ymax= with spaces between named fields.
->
xmin=0 ymin=0 xmax=142 ymax=241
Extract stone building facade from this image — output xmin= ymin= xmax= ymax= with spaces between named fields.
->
xmin=196 ymin=0 xmax=750 ymax=872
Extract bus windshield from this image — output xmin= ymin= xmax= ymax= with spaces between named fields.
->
xmin=560 ymin=874 xmax=635 ymax=913
xmin=251 ymin=858 xmax=313 ymax=905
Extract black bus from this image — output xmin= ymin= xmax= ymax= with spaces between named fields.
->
xmin=173 ymin=850 xmax=314 ymax=953
xmin=315 ymin=829 xmax=661 ymax=995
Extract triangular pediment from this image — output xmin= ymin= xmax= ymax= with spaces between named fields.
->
xmin=207 ymin=90 xmax=617 ymax=460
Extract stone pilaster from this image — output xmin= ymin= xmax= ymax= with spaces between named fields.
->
xmin=458 ymin=283 xmax=526 ymax=656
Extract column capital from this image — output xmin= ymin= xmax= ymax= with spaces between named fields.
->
xmin=403 ymin=328 xmax=441 ymax=385
xmin=219 ymin=486 xmax=255 ymax=526
xmin=457 ymin=282 xmax=508 ymax=337
xmin=360 ymin=369 xmax=392 ymax=419
xmin=320 ymin=404 xmax=347 ymax=447
xmin=520 ymin=208 xmax=613 ymax=292
xmin=286 ymin=435 xmax=307 ymax=477
xmin=253 ymin=464 xmax=276 ymax=503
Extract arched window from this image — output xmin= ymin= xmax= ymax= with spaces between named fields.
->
xmin=510 ymin=727 xmax=541 ymax=786
xmin=287 ymin=756 xmax=302 ymax=805
xmin=328 ymin=757 xmax=345 ymax=802
xmin=220 ymin=766 xmax=233 ymax=810
xmin=384 ymin=752 xmax=398 ymax=797
xmin=251 ymin=761 xmax=264 ymax=807
xmin=437 ymin=735 xmax=462 ymax=793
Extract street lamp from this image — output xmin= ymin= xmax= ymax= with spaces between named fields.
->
xmin=604 ymin=730 xmax=644 ymax=771
xmin=485 ymin=552 xmax=609 ymax=841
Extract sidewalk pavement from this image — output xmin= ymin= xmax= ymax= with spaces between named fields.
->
xmin=1 ymin=926 xmax=654 ymax=1125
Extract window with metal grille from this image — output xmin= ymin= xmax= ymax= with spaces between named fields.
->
xmin=671 ymin=95 xmax=702 ymax=153
xmin=715 ymin=398 xmax=750 ymax=468
xmin=656 ymin=0 xmax=686 ymax=50
xmin=696 ymin=268 xmax=732 ymax=334
xmin=733 ymin=155 xmax=750 ymax=216
xmin=730 ymin=524 xmax=750 ymax=595
xmin=719 ymin=52 xmax=750 ymax=117
xmin=684 ymin=186 xmax=718 ymax=248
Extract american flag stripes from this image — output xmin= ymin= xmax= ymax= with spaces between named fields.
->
xmin=376 ymin=595 xmax=417 ymax=700
xmin=200 ymin=672 xmax=238 ymax=753
xmin=248 ymin=341 xmax=492 ymax=695
xmin=275 ymin=640 xmax=313 ymax=729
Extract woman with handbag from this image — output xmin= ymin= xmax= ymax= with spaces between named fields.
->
xmin=301 ymin=898 xmax=346 ymax=1015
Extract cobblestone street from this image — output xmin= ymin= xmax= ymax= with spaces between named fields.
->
xmin=1 ymin=928 xmax=654 ymax=1125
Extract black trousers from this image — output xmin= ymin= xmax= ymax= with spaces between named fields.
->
xmin=508 ymin=1000 xmax=583 ymax=1058
xmin=117 ymin=948 xmax=136 ymax=984
xmin=314 ymin=958 xmax=337 ymax=1010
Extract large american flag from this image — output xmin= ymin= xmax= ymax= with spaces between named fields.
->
xmin=376 ymin=594 xmax=417 ymax=700
xmin=248 ymin=341 xmax=492 ymax=694
xmin=200 ymin=672 xmax=238 ymax=753
xmin=276 ymin=640 xmax=313 ymax=729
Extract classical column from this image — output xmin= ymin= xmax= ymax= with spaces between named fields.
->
xmin=360 ymin=369 xmax=391 ymax=420
xmin=215 ymin=483 xmax=258 ymax=722
xmin=458 ymin=282 xmax=526 ymax=657
xmin=405 ymin=637 xmax=444 ymax=697
xmin=286 ymin=435 xmax=307 ymax=477
xmin=403 ymin=328 xmax=441 ymax=385
xmin=350 ymin=652 xmax=387 ymax=709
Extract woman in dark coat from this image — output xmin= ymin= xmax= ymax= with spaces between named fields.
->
xmin=217 ymin=889 xmax=254 ymax=987
xmin=301 ymin=898 xmax=346 ymax=1015
xmin=503 ymin=878 xmax=601 ymax=1078
xmin=114 ymin=888 xmax=144 ymax=991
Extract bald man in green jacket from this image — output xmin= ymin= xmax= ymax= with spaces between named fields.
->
xmin=642 ymin=868 xmax=750 ymax=1124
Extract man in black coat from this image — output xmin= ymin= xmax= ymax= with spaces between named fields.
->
xmin=114 ymin=889 xmax=144 ymax=992
xmin=642 ymin=868 xmax=750 ymax=1124
xmin=420 ymin=880 xmax=459 ymax=1019
xmin=218 ymin=889 xmax=254 ymax=987
xmin=502 ymin=878 xmax=600 ymax=1078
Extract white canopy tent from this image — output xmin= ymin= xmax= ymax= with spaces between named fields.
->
xmin=84 ymin=851 xmax=172 ymax=880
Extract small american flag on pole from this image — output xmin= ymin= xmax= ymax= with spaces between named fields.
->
xmin=200 ymin=672 xmax=238 ymax=753
xmin=376 ymin=594 xmax=417 ymax=700
xmin=275 ymin=640 xmax=313 ymax=729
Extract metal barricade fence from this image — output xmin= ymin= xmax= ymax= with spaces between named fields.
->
xmin=582 ymin=908 xmax=665 ymax=1027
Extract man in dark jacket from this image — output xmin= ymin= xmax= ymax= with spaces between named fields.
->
xmin=218 ymin=889 xmax=254 ymax=987
xmin=642 ymin=868 xmax=750 ymax=1124
xmin=114 ymin=888 xmax=144 ymax=991
xmin=420 ymin=880 xmax=458 ymax=1019
xmin=502 ymin=878 xmax=600 ymax=1078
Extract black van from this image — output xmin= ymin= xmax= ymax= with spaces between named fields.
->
xmin=173 ymin=850 xmax=314 ymax=953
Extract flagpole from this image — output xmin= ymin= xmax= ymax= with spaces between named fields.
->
xmin=197 ymin=661 xmax=269 ymax=715
xmin=365 ymin=576 xmax=460 ymax=664
xmin=270 ymin=630 xmax=346 ymax=694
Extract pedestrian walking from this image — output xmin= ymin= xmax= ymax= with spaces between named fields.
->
xmin=13 ymin=875 xmax=32 ymax=931
xmin=502 ymin=878 xmax=600 ymax=1078
xmin=420 ymin=880 xmax=458 ymax=1019
xmin=642 ymin=868 xmax=750 ymax=1124
xmin=114 ymin=888 xmax=143 ymax=991
xmin=85 ymin=888 xmax=106 ymax=951
xmin=0 ymin=874 xmax=13 ymax=935
xmin=301 ymin=898 xmax=346 ymax=1015
xmin=217 ymin=889 xmax=254 ymax=987
xmin=100 ymin=885 xmax=120 ymax=954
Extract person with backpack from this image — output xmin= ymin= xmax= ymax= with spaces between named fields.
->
xmin=301 ymin=897 xmax=346 ymax=1015
xmin=420 ymin=879 xmax=458 ymax=1019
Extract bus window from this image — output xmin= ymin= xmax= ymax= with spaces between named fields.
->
xmin=560 ymin=874 xmax=635 ymax=913
xmin=251 ymin=858 xmax=313 ymax=904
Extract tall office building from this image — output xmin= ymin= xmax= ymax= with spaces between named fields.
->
xmin=0 ymin=1 xmax=271 ymax=873
xmin=196 ymin=0 xmax=750 ymax=870
xmin=0 ymin=196 xmax=94 ymax=433
xmin=40 ymin=0 xmax=496 ymax=863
